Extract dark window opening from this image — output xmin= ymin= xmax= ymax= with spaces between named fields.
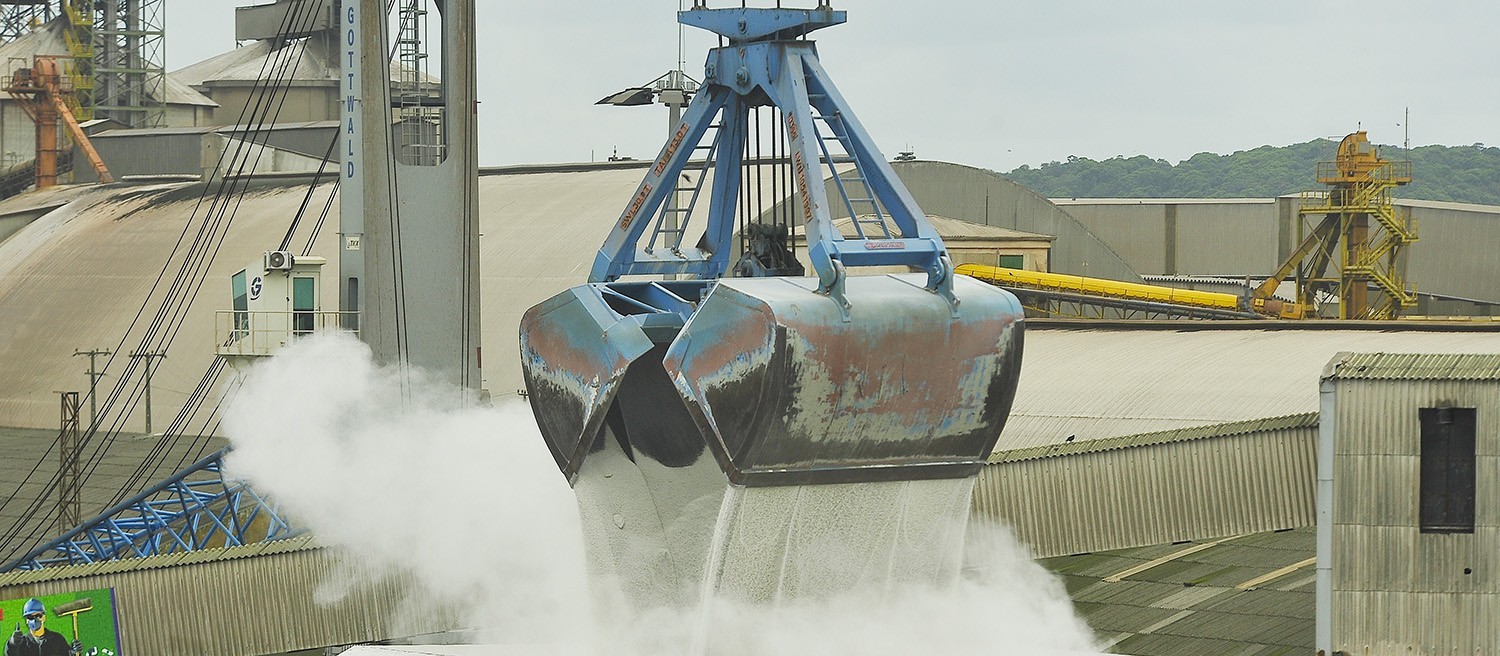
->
xmin=1419 ymin=406 xmax=1477 ymax=534
xmin=292 ymin=276 xmax=316 ymax=335
xmin=999 ymin=254 xmax=1025 ymax=270
xmin=231 ymin=270 xmax=249 ymax=338
xmin=345 ymin=277 xmax=360 ymax=332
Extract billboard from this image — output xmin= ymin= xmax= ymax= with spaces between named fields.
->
xmin=0 ymin=589 xmax=119 ymax=656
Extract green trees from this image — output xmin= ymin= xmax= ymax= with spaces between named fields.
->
xmin=1004 ymin=140 xmax=1500 ymax=205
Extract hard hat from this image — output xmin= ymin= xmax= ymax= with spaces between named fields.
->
xmin=22 ymin=599 xmax=43 ymax=617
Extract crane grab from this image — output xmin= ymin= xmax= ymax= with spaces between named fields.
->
xmin=519 ymin=4 xmax=1025 ymax=605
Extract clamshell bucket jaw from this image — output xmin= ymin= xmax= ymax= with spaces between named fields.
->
xmin=519 ymin=286 xmax=659 ymax=482
xmin=521 ymin=275 xmax=1024 ymax=486
xmin=666 ymin=275 xmax=1023 ymax=485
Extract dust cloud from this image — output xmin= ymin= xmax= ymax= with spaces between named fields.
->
xmin=222 ymin=332 xmax=1099 ymax=655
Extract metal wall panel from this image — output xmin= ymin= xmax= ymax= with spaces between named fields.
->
xmin=84 ymin=133 xmax=207 ymax=180
xmin=1327 ymin=362 xmax=1500 ymax=654
xmin=1174 ymin=202 xmax=1279 ymax=275
xmin=1043 ymin=197 xmax=1500 ymax=304
xmin=0 ymin=543 xmax=456 ymax=656
xmin=1 ymin=104 xmax=35 ymax=170
xmin=975 ymin=425 xmax=1317 ymax=558
xmin=879 ymin=162 xmax=1143 ymax=281
xmin=1055 ymin=202 xmax=1168 ymax=274
xmin=1398 ymin=200 xmax=1500 ymax=302
xmin=1332 ymin=590 xmax=1498 ymax=655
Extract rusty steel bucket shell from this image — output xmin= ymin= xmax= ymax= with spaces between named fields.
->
xmin=663 ymin=274 xmax=1024 ymax=486
xmin=520 ymin=273 xmax=1024 ymax=487
xmin=519 ymin=286 xmax=656 ymax=481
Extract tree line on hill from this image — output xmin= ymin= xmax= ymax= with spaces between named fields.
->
xmin=1003 ymin=139 xmax=1500 ymax=206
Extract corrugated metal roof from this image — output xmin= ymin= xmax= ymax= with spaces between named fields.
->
xmin=173 ymin=36 xmax=432 ymax=87
xmin=0 ymin=161 xmax=1143 ymax=433
xmin=0 ymin=534 xmax=319 ymax=587
xmin=1000 ymin=326 xmax=1500 ymax=451
xmin=989 ymin=413 xmax=1317 ymax=464
xmin=1396 ymin=197 xmax=1500 ymax=213
xmin=0 ymin=17 xmax=70 ymax=62
xmin=0 ymin=18 xmax=215 ymax=107
xmin=0 ymin=539 xmax=445 ymax=656
xmin=978 ymin=420 xmax=1315 ymax=558
xmin=1325 ymin=352 xmax=1500 ymax=380
xmin=0 ymin=425 xmax=234 ymax=565
xmin=1041 ymin=528 xmax=1314 ymax=656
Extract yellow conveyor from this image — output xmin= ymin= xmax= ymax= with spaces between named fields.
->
xmin=955 ymin=263 xmax=1245 ymax=313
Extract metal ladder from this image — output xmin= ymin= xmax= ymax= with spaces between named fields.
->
xmin=646 ymin=121 xmax=722 ymax=255
xmin=810 ymin=103 xmax=893 ymax=239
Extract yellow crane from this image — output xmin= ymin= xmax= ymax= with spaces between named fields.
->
xmin=1251 ymin=132 xmax=1417 ymax=319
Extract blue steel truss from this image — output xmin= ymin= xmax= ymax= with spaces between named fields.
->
xmin=590 ymin=6 xmax=960 ymax=314
xmin=2 ymin=449 xmax=304 ymax=572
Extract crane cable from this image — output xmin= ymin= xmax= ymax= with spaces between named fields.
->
xmin=0 ymin=0 xmax=332 ymax=556
xmin=98 ymin=0 xmax=340 ymax=511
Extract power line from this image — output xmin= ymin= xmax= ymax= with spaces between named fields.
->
xmin=0 ymin=0 xmax=333 ymax=558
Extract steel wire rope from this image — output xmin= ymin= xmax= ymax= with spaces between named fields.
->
xmin=76 ymin=0 xmax=386 ymax=542
xmin=0 ymin=0 xmax=315 ymax=538
xmin=178 ymin=373 xmax=246 ymax=475
xmin=77 ymin=0 xmax=328 ymax=488
xmin=0 ymin=0 xmax=316 ymax=530
xmin=277 ymin=129 xmax=341 ymax=252
xmin=302 ymin=177 xmax=341 ymax=257
xmin=10 ymin=0 xmax=411 ymax=561
xmin=86 ymin=1 xmax=336 ymax=518
xmin=104 ymin=0 xmax=393 ymax=520
xmin=378 ymin=16 xmax=413 ymax=392
xmin=103 ymin=357 xmax=226 ymax=511
xmin=0 ymin=0 xmax=329 ymax=556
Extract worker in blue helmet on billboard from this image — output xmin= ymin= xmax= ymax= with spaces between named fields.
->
xmin=5 ymin=598 xmax=79 ymax=656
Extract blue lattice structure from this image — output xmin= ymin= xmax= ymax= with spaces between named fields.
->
xmin=2 ymin=449 xmax=303 ymax=572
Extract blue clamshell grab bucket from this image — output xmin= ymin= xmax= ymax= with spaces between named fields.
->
xmin=520 ymin=274 xmax=1024 ymax=487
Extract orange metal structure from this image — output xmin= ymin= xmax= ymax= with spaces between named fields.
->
xmin=4 ymin=56 xmax=113 ymax=190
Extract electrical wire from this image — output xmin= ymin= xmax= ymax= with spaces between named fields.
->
xmin=0 ymin=0 xmax=333 ymax=557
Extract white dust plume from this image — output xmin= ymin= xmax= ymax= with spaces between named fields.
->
xmin=221 ymin=332 xmax=1098 ymax=655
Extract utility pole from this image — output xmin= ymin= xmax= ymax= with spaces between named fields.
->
xmin=73 ymin=348 xmax=112 ymax=427
xmin=129 ymin=350 xmax=166 ymax=434
xmin=1404 ymin=106 xmax=1410 ymax=152
xmin=56 ymin=391 xmax=81 ymax=532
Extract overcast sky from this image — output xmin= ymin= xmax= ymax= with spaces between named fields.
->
xmin=167 ymin=1 xmax=1500 ymax=171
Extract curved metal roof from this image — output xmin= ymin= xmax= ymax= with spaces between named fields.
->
xmin=0 ymin=18 xmax=216 ymax=108
xmin=0 ymin=160 xmax=1134 ymax=432
xmin=4 ymin=167 xmax=1499 ymax=446
xmin=1002 ymin=323 xmax=1500 ymax=450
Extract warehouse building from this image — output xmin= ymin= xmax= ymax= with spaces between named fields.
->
xmin=1057 ymin=197 xmax=1500 ymax=314
xmin=1318 ymin=353 xmax=1500 ymax=654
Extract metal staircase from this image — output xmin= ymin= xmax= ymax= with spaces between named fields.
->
xmin=1295 ymin=133 xmax=1418 ymax=319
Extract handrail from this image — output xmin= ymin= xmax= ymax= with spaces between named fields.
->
xmin=216 ymin=310 xmax=359 ymax=357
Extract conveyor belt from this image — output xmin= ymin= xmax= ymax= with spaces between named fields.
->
xmin=957 ymin=263 xmax=1262 ymax=320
